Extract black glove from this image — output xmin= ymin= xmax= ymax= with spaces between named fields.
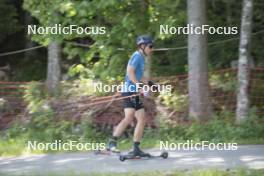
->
xmin=148 ymin=81 xmax=155 ymax=86
xmin=148 ymin=81 xmax=158 ymax=92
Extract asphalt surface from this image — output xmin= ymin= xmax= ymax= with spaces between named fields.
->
xmin=0 ymin=145 xmax=263 ymax=175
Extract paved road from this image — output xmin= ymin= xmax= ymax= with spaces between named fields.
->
xmin=0 ymin=145 xmax=264 ymax=175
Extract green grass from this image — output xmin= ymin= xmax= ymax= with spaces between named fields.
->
xmin=0 ymin=136 xmax=48 ymax=157
xmin=0 ymin=169 xmax=264 ymax=176
xmin=1 ymin=135 xmax=264 ymax=157
xmin=1 ymin=111 xmax=263 ymax=157
xmin=0 ymin=135 xmax=160 ymax=157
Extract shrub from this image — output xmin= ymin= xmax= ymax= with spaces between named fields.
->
xmin=159 ymin=109 xmax=264 ymax=143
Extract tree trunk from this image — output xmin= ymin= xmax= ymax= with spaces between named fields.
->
xmin=140 ymin=0 xmax=151 ymax=79
xmin=24 ymin=12 xmax=37 ymax=60
xmin=46 ymin=42 xmax=61 ymax=95
xmin=144 ymin=55 xmax=151 ymax=78
xmin=236 ymin=0 xmax=253 ymax=124
xmin=187 ymin=0 xmax=212 ymax=120
xmin=225 ymin=0 xmax=232 ymax=25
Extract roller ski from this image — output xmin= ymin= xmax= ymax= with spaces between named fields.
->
xmin=119 ymin=146 xmax=168 ymax=161
xmin=119 ymin=151 xmax=168 ymax=161
xmin=94 ymin=139 xmax=120 ymax=156
xmin=94 ymin=149 xmax=120 ymax=156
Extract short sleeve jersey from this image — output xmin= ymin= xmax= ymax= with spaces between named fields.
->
xmin=123 ymin=51 xmax=145 ymax=92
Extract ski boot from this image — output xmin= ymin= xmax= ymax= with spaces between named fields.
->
xmin=106 ymin=139 xmax=120 ymax=153
xmin=129 ymin=146 xmax=151 ymax=158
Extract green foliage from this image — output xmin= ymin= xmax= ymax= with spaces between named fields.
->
xmin=0 ymin=0 xmax=20 ymax=43
xmin=23 ymin=0 xmax=187 ymax=79
xmin=185 ymin=117 xmax=236 ymax=142
xmin=23 ymin=0 xmax=67 ymax=44
xmin=68 ymin=64 xmax=94 ymax=79
xmin=13 ymin=58 xmax=47 ymax=81
xmin=79 ymin=117 xmax=107 ymax=142
xmin=210 ymin=72 xmax=237 ymax=91
xmin=0 ymin=135 xmax=29 ymax=156
xmin=159 ymin=110 xmax=264 ymax=143
xmin=5 ymin=0 xmax=263 ymax=82
xmin=22 ymin=82 xmax=107 ymax=141
xmin=61 ymin=78 xmax=110 ymax=98
xmin=23 ymin=82 xmax=49 ymax=112
xmin=0 ymin=81 xmax=110 ymax=155
xmin=0 ymin=98 xmax=10 ymax=113
xmin=158 ymin=90 xmax=188 ymax=111
xmin=235 ymin=108 xmax=264 ymax=139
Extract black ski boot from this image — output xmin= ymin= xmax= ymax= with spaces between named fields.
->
xmin=106 ymin=139 xmax=120 ymax=153
xmin=130 ymin=145 xmax=150 ymax=157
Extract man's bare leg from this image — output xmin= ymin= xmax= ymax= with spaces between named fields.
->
xmin=107 ymin=108 xmax=135 ymax=152
xmin=113 ymin=108 xmax=135 ymax=137
xmin=133 ymin=108 xmax=146 ymax=142
xmin=131 ymin=108 xmax=148 ymax=157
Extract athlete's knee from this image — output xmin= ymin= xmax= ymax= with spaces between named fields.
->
xmin=123 ymin=116 xmax=133 ymax=125
xmin=137 ymin=115 xmax=146 ymax=125
xmin=123 ymin=113 xmax=134 ymax=125
xmin=141 ymin=118 xmax=146 ymax=125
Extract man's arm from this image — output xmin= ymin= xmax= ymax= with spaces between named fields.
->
xmin=127 ymin=65 xmax=139 ymax=84
xmin=127 ymin=66 xmax=149 ymax=84
xmin=127 ymin=66 xmax=153 ymax=85
xmin=140 ymin=76 xmax=149 ymax=85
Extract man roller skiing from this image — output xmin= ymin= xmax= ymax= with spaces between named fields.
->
xmin=107 ymin=35 xmax=155 ymax=157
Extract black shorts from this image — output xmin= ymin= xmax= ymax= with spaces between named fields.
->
xmin=121 ymin=92 xmax=144 ymax=110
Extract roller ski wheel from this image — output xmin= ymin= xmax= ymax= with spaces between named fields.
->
xmin=119 ymin=151 xmax=168 ymax=162
xmin=160 ymin=151 xmax=168 ymax=159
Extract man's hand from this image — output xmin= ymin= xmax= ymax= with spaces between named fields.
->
xmin=140 ymin=76 xmax=149 ymax=85
xmin=148 ymin=81 xmax=159 ymax=92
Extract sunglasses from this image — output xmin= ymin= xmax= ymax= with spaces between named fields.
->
xmin=148 ymin=45 xmax=153 ymax=49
